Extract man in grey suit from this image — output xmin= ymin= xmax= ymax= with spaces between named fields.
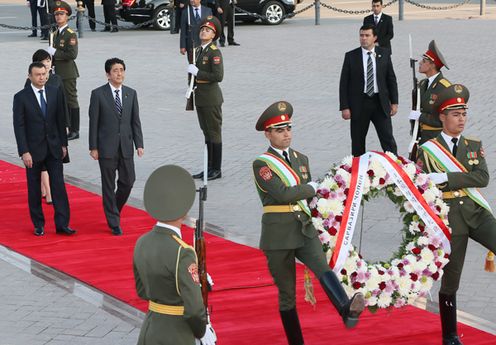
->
xmin=180 ymin=0 xmax=212 ymax=62
xmin=89 ymin=58 xmax=144 ymax=235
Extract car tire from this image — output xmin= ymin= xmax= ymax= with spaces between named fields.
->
xmin=153 ymin=5 xmax=171 ymax=30
xmin=261 ymin=1 xmax=285 ymax=25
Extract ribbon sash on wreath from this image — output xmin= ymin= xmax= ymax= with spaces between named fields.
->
xmin=257 ymin=152 xmax=311 ymax=216
xmin=330 ymin=151 xmax=452 ymax=272
xmin=421 ymin=139 xmax=493 ymax=214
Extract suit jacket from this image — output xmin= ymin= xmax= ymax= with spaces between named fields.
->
xmin=253 ymin=147 xmax=317 ymax=250
xmin=88 ymin=83 xmax=144 ymax=159
xmin=53 ymin=26 xmax=79 ymax=80
xmin=134 ymin=226 xmax=207 ymax=344
xmin=339 ymin=46 xmax=398 ymax=117
xmin=13 ymin=84 xmax=68 ymax=161
xmin=180 ymin=5 xmax=213 ymax=50
xmin=195 ymin=41 xmax=223 ymax=106
xmin=363 ymin=13 xmax=394 ymax=51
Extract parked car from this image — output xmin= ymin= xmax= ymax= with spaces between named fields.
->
xmin=116 ymin=0 xmax=301 ymax=30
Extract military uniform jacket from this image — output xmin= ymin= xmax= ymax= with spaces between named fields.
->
xmin=194 ymin=42 xmax=223 ymax=107
xmin=253 ymin=147 xmax=317 ymax=250
xmin=52 ymin=26 xmax=79 ymax=80
xmin=418 ymin=134 xmax=489 ymax=207
xmin=418 ymin=73 xmax=451 ymax=128
xmin=133 ymin=226 xmax=207 ymax=345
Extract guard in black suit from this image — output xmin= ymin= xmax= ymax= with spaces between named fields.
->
xmin=217 ymin=0 xmax=240 ymax=47
xmin=102 ymin=0 xmax=118 ymax=32
xmin=339 ymin=24 xmax=399 ymax=156
xmin=363 ymin=0 xmax=394 ymax=53
xmin=89 ymin=58 xmax=144 ymax=235
xmin=180 ymin=0 xmax=213 ymax=61
xmin=13 ymin=62 xmax=76 ymax=236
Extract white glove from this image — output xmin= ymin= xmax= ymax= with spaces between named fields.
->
xmin=200 ymin=323 xmax=217 ymax=345
xmin=307 ymin=181 xmax=318 ymax=192
xmin=45 ymin=46 xmax=56 ymax=56
xmin=409 ymin=110 xmax=421 ymax=120
xmin=188 ymin=64 xmax=199 ymax=76
xmin=428 ymin=173 xmax=448 ymax=184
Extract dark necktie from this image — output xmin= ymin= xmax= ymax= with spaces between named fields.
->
xmin=451 ymin=137 xmax=458 ymax=156
xmin=39 ymin=90 xmax=47 ymax=118
xmin=115 ymin=89 xmax=122 ymax=114
xmin=282 ymin=151 xmax=291 ymax=166
xmin=366 ymin=52 xmax=374 ymax=97
xmin=374 ymin=15 xmax=378 ymax=25
xmin=195 ymin=8 xmax=200 ymax=21
xmin=195 ymin=46 xmax=203 ymax=61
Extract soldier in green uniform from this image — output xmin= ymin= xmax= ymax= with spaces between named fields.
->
xmin=188 ymin=16 xmax=224 ymax=181
xmin=417 ymin=85 xmax=496 ymax=345
xmin=409 ymin=40 xmax=451 ymax=145
xmin=253 ymin=101 xmax=365 ymax=345
xmin=46 ymin=1 xmax=80 ymax=140
xmin=133 ymin=165 xmax=216 ymax=345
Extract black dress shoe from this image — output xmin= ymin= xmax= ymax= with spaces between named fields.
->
xmin=34 ymin=227 xmax=44 ymax=236
xmin=91 ymin=28 xmax=96 ymax=32
xmin=67 ymin=131 xmax=79 ymax=140
xmin=111 ymin=28 xmax=119 ymax=33
xmin=56 ymin=227 xmax=76 ymax=235
xmin=228 ymin=41 xmax=240 ymax=46
xmin=443 ymin=336 xmax=463 ymax=345
xmin=207 ymin=169 xmax=222 ymax=181
xmin=192 ymin=171 xmax=205 ymax=179
xmin=111 ymin=226 xmax=123 ymax=236
xmin=219 ymin=42 xmax=225 ymax=47
xmin=28 ymin=33 xmax=37 ymax=37
xmin=101 ymin=28 xmax=110 ymax=32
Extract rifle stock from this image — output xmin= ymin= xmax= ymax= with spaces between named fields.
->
xmin=194 ymin=186 xmax=209 ymax=309
xmin=408 ymin=57 xmax=421 ymax=161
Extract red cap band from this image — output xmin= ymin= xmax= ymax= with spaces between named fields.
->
xmin=263 ymin=114 xmax=291 ymax=130
xmin=424 ymin=50 xmax=444 ymax=69
xmin=439 ymin=97 xmax=466 ymax=112
xmin=201 ymin=21 xmax=216 ymax=33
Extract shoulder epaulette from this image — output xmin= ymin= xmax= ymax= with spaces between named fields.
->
xmin=439 ymin=79 xmax=451 ymax=88
xmin=210 ymin=45 xmax=218 ymax=50
xmin=172 ymin=235 xmax=194 ymax=250
xmin=464 ymin=136 xmax=481 ymax=143
xmin=66 ymin=28 xmax=74 ymax=34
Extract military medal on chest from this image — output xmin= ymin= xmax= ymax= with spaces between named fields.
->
xmin=467 ymin=151 xmax=479 ymax=165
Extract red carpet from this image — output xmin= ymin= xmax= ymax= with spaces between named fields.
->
xmin=0 ymin=160 xmax=494 ymax=344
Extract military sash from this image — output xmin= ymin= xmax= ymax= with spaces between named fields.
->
xmin=421 ymin=139 xmax=493 ymax=213
xmin=257 ymin=152 xmax=311 ymax=216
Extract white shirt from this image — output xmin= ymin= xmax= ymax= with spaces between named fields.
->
xmin=362 ymin=47 xmax=378 ymax=94
xmin=31 ymin=84 xmax=47 ymax=108
xmin=271 ymin=146 xmax=290 ymax=163
xmin=441 ymin=131 xmax=461 ymax=153
xmin=193 ymin=6 xmax=201 ymax=18
xmin=109 ymin=83 xmax=123 ymax=104
xmin=156 ymin=222 xmax=182 ymax=238
xmin=427 ymin=72 xmax=440 ymax=89
xmin=58 ymin=24 xmax=68 ymax=34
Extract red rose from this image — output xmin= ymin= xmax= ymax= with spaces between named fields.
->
xmin=435 ymin=261 xmax=442 ymax=268
xmin=328 ymin=227 xmax=337 ymax=236
xmin=335 ymin=215 xmax=342 ymax=222
xmin=397 ymin=263 xmax=404 ymax=269
xmin=344 ymin=188 xmax=349 ymax=196
xmin=379 ymin=178 xmax=386 ymax=185
xmin=428 ymin=244 xmax=436 ymax=251
xmin=410 ymin=273 xmax=418 ymax=281
xmin=340 ymin=269 xmax=347 ymax=275
xmin=412 ymin=247 xmax=421 ymax=255
xmin=352 ymin=282 xmax=362 ymax=289
xmin=379 ymin=282 xmax=386 ymax=290
xmin=419 ymin=224 xmax=425 ymax=232
xmin=431 ymin=272 xmax=440 ymax=281
xmin=378 ymin=270 xmax=385 ymax=275
xmin=311 ymin=209 xmax=319 ymax=217
xmin=367 ymin=169 xmax=374 ymax=177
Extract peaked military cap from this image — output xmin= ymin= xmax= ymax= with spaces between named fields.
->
xmin=52 ymin=1 xmax=72 ymax=16
xmin=423 ymin=40 xmax=449 ymax=70
xmin=143 ymin=165 xmax=196 ymax=222
xmin=256 ymin=101 xmax=293 ymax=131
xmin=433 ymin=84 xmax=469 ymax=116
xmin=200 ymin=16 xmax=222 ymax=42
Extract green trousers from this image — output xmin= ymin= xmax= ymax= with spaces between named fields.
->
xmin=264 ymin=236 xmax=330 ymax=310
xmin=196 ymin=105 xmax=222 ymax=143
xmin=441 ymin=197 xmax=496 ymax=295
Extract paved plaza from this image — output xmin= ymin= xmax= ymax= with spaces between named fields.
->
xmin=1 ymin=0 xmax=495 ymax=342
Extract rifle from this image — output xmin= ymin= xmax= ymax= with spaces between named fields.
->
xmin=194 ymin=144 xmax=209 ymax=308
xmin=185 ymin=6 xmax=196 ymax=111
xmin=45 ymin=0 xmax=55 ymax=47
xmin=407 ymin=34 xmax=421 ymax=161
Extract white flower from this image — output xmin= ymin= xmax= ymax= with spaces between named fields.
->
xmin=420 ymin=248 xmax=434 ymax=264
xmin=422 ymin=189 xmax=437 ymax=203
xmin=366 ymin=295 xmax=378 ymax=307
xmin=342 ymin=155 xmax=353 ymax=167
xmin=377 ymin=293 xmax=392 ymax=308
xmin=404 ymin=163 xmax=417 ymax=179
xmin=403 ymin=201 xmax=415 ymax=213
xmin=312 ymin=217 xmax=324 ymax=231
xmin=317 ymin=198 xmax=344 ymax=218
xmin=335 ymin=168 xmax=351 ymax=185
xmin=408 ymin=221 xmax=420 ymax=234
xmin=417 ymin=236 xmax=430 ymax=246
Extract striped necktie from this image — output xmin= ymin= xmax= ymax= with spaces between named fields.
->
xmin=366 ymin=52 xmax=375 ymax=96
xmin=39 ymin=90 xmax=47 ymax=118
xmin=115 ymin=89 xmax=122 ymax=114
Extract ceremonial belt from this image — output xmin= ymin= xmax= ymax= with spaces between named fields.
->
xmin=148 ymin=301 xmax=184 ymax=315
xmin=420 ymin=124 xmax=443 ymax=131
xmin=196 ymin=80 xmax=210 ymax=84
xmin=263 ymin=205 xmax=302 ymax=213
xmin=442 ymin=190 xmax=467 ymax=199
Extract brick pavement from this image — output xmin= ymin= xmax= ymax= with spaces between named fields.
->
xmin=0 ymin=1 xmax=495 ymax=342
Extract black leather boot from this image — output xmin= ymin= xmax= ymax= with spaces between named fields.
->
xmin=319 ymin=271 xmax=365 ymax=328
xmin=193 ymin=141 xmax=212 ymax=179
xmin=439 ymin=293 xmax=463 ymax=345
xmin=208 ymin=142 xmax=222 ymax=180
xmin=280 ymin=308 xmax=304 ymax=345
xmin=67 ymin=108 xmax=80 ymax=140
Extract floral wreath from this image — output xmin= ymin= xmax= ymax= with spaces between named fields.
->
xmin=309 ymin=153 xmax=451 ymax=310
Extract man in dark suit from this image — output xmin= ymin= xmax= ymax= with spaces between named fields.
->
xmin=102 ymin=0 xmax=118 ymax=32
xmin=217 ymin=0 xmax=240 ymax=47
xmin=180 ymin=0 xmax=212 ymax=62
xmin=363 ymin=0 xmax=394 ymax=53
xmin=339 ymin=24 xmax=398 ymax=157
xmin=89 ymin=58 xmax=144 ymax=235
xmin=27 ymin=0 xmax=49 ymax=39
xmin=13 ymin=62 xmax=76 ymax=236
xmin=82 ymin=0 xmax=97 ymax=32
